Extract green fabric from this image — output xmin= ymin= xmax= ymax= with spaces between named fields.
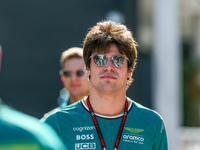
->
xmin=45 ymin=98 xmax=168 ymax=150
xmin=40 ymin=98 xmax=70 ymax=122
xmin=0 ymin=100 xmax=67 ymax=150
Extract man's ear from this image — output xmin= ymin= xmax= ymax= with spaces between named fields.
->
xmin=85 ymin=67 xmax=91 ymax=81
xmin=127 ymin=67 xmax=133 ymax=78
xmin=61 ymin=76 xmax=65 ymax=82
xmin=86 ymin=67 xmax=90 ymax=76
xmin=86 ymin=66 xmax=89 ymax=70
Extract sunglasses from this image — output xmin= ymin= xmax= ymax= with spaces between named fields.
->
xmin=89 ymin=54 xmax=130 ymax=67
xmin=60 ymin=69 xmax=86 ymax=78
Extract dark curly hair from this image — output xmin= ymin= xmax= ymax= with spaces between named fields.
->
xmin=83 ymin=20 xmax=138 ymax=89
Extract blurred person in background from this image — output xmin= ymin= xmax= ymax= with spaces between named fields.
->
xmin=41 ymin=47 xmax=89 ymax=120
xmin=0 ymin=46 xmax=67 ymax=150
xmin=43 ymin=21 xmax=168 ymax=150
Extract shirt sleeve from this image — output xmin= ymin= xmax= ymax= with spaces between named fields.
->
xmin=43 ymin=113 xmax=68 ymax=150
xmin=152 ymin=119 xmax=168 ymax=150
xmin=44 ymin=113 xmax=60 ymax=136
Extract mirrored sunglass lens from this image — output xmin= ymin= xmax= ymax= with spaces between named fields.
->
xmin=76 ymin=70 xmax=85 ymax=77
xmin=93 ymin=55 xmax=106 ymax=66
xmin=112 ymin=55 xmax=125 ymax=67
xmin=63 ymin=71 xmax=71 ymax=77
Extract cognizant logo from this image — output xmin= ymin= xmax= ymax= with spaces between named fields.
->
xmin=73 ymin=126 xmax=96 ymax=132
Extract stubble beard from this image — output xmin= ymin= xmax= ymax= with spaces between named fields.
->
xmin=96 ymin=80 xmax=119 ymax=92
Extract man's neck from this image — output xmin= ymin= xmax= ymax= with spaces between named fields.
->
xmin=69 ymin=94 xmax=84 ymax=104
xmin=86 ymin=89 xmax=128 ymax=117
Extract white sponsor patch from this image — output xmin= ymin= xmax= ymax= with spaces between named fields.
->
xmin=75 ymin=143 xmax=96 ymax=149
xmin=123 ymin=133 xmax=144 ymax=144
xmin=73 ymin=126 xmax=96 ymax=132
xmin=76 ymin=134 xmax=94 ymax=140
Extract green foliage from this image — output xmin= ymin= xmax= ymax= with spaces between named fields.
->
xmin=183 ymin=60 xmax=200 ymax=126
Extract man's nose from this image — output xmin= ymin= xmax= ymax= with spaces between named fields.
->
xmin=71 ymin=72 xmax=78 ymax=79
xmin=103 ymin=59 xmax=114 ymax=72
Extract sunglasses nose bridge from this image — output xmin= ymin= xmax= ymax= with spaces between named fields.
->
xmin=70 ymin=71 xmax=79 ymax=79
xmin=107 ymin=56 xmax=116 ymax=66
xmin=103 ymin=56 xmax=115 ymax=70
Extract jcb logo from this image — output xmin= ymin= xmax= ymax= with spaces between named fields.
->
xmin=76 ymin=134 xmax=94 ymax=140
xmin=75 ymin=143 xmax=96 ymax=149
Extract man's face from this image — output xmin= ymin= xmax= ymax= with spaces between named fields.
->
xmin=88 ymin=44 xmax=133 ymax=93
xmin=61 ymin=58 xmax=89 ymax=97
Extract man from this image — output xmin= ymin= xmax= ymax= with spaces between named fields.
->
xmin=0 ymin=46 xmax=67 ymax=150
xmin=42 ymin=47 xmax=89 ymax=119
xmin=44 ymin=21 xmax=168 ymax=150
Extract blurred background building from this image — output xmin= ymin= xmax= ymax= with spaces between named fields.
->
xmin=138 ymin=0 xmax=200 ymax=150
xmin=0 ymin=0 xmax=200 ymax=149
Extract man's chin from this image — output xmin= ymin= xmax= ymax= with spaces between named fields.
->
xmin=97 ymin=83 xmax=117 ymax=91
xmin=70 ymin=89 xmax=81 ymax=95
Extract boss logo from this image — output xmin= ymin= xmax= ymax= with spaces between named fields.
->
xmin=76 ymin=134 xmax=94 ymax=140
